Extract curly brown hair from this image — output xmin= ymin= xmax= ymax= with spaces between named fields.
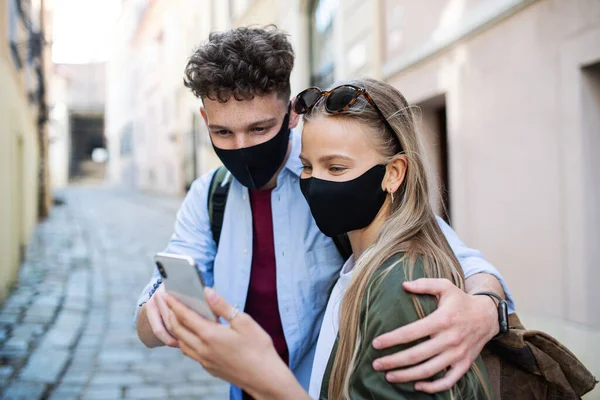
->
xmin=183 ymin=26 xmax=295 ymax=103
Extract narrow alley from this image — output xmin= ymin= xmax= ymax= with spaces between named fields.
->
xmin=0 ymin=186 xmax=228 ymax=400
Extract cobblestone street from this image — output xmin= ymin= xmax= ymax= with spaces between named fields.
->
xmin=0 ymin=186 xmax=228 ymax=400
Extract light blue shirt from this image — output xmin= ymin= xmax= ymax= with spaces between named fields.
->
xmin=137 ymin=130 xmax=515 ymax=400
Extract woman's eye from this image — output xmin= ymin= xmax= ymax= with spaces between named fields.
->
xmin=301 ymin=165 xmax=312 ymax=173
xmin=329 ymin=166 xmax=346 ymax=173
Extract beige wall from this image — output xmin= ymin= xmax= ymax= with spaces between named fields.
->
xmin=385 ymin=0 xmax=600 ymax=386
xmin=0 ymin=0 xmax=41 ymax=302
xmin=107 ymin=0 xmax=226 ymax=194
xmin=232 ymin=0 xmax=278 ymax=26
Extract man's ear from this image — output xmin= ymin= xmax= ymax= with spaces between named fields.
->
xmin=200 ymin=107 xmax=208 ymax=126
xmin=289 ymin=110 xmax=300 ymax=129
xmin=288 ymin=100 xmax=300 ymax=129
xmin=382 ymin=155 xmax=408 ymax=193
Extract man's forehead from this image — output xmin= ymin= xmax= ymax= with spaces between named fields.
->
xmin=204 ymin=94 xmax=287 ymax=127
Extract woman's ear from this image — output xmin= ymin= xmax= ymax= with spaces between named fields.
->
xmin=382 ymin=155 xmax=407 ymax=194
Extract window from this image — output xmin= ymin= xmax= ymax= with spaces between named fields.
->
xmin=7 ymin=0 xmax=23 ymax=69
xmin=120 ymin=123 xmax=134 ymax=156
xmin=310 ymin=0 xmax=337 ymax=88
xmin=383 ymin=0 xmax=405 ymax=62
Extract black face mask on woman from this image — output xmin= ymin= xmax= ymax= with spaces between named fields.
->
xmin=299 ymin=165 xmax=387 ymax=237
xmin=212 ymin=110 xmax=291 ymax=190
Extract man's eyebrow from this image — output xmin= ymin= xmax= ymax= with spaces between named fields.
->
xmin=247 ymin=118 xmax=278 ymax=129
xmin=208 ymin=118 xmax=278 ymax=131
xmin=207 ymin=124 xmax=229 ymax=131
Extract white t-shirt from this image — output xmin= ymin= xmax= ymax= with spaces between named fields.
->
xmin=308 ymin=256 xmax=355 ymax=399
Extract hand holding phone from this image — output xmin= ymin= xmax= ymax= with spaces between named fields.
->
xmin=154 ymin=252 xmax=216 ymax=320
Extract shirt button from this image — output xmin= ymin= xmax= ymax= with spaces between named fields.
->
xmin=243 ymin=194 xmax=248 ymax=201
xmin=243 ymin=249 xmax=248 ymax=254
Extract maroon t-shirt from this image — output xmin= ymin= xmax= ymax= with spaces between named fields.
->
xmin=242 ymin=189 xmax=289 ymax=399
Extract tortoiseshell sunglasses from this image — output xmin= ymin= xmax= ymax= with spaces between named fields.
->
xmin=293 ymin=84 xmax=404 ymax=153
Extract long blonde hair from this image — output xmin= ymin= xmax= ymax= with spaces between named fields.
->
xmin=303 ymin=78 xmax=490 ymax=400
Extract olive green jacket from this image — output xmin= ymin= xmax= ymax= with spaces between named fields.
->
xmin=319 ymin=253 xmax=492 ymax=399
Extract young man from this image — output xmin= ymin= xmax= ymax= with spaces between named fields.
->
xmin=136 ymin=27 xmax=515 ymax=399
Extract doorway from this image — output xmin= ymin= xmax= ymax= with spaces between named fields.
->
xmin=418 ymin=95 xmax=450 ymax=222
xmin=69 ymin=114 xmax=105 ymax=181
xmin=581 ymin=61 xmax=600 ymax=326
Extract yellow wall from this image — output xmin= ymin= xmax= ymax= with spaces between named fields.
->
xmin=0 ymin=0 xmax=41 ymax=302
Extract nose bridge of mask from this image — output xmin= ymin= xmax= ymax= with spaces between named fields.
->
xmin=299 ymin=164 xmax=388 ymax=237
xmin=239 ymin=147 xmax=257 ymax=188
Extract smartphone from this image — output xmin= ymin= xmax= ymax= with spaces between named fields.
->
xmin=154 ymin=252 xmax=215 ymax=320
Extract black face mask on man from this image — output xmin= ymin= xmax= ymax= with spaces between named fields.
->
xmin=299 ymin=165 xmax=388 ymax=237
xmin=211 ymin=109 xmax=291 ymax=190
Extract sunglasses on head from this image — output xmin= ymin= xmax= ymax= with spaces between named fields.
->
xmin=293 ymin=84 xmax=404 ymax=153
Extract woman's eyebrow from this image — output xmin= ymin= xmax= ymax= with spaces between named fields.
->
xmin=318 ymin=154 xmax=353 ymax=162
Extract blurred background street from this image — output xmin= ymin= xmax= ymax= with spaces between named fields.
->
xmin=1 ymin=0 xmax=599 ymax=398
xmin=0 ymin=185 xmax=228 ymax=399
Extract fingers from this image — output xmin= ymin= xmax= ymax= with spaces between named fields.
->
xmin=373 ymin=310 xmax=445 ymax=349
xmin=414 ymin=361 xmax=471 ymax=393
xmin=204 ymin=287 xmax=234 ymax=321
xmin=385 ymin=351 xmax=452 ymax=383
xmin=164 ymin=292 xmax=214 ymax=335
xmin=373 ymin=335 xmax=447 ymax=371
xmin=167 ymin=309 xmax=205 ymax=354
xmin=145 ymin=298 xmax=178 ymax=347
xmin=402 ymin=278 xmax=454 ymax=297
xmin=155 ymin=291 xmax=174 ymax=333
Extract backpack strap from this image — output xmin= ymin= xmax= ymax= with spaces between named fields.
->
xmin=332 ymin=233 xmax=352 ymax=261
xmin=207 ymin=166 xmax=232 ymax=247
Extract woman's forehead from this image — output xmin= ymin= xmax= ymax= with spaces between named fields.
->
xmin=301 ymin=116 xmax=382 ymax=159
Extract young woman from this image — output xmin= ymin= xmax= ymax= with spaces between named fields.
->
xmin=164 ymin=78 xmax=492 ymax=399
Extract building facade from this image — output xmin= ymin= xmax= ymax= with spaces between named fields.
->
xmin=0 ymin=0 xmax=51 ymax=301
xmin=380 ymin=0 xmax=600 ymax=383
xmin=230 ymin=0 xmax=600 ymax=385
xmin=106 ymin=0 xmax=230 ymax=195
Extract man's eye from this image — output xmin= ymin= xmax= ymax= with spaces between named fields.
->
xmin=215 ymin=130 xmax=230 ymax=136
